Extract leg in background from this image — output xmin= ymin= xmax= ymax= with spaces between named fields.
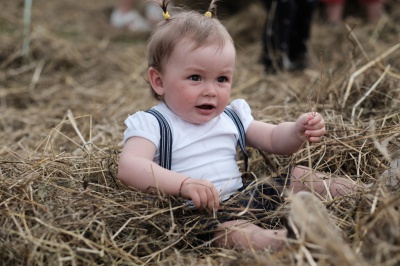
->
xmin=288 ymin=0 xmax=316 ymax=70
xmin=363 ymin=0 xmax=385 ymax=22
xmin=261 ymin=0 xmax=295 ymax=72
xmin=323 ymin=0 xmax=345 ymax=24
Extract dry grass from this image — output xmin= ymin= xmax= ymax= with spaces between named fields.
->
xmin=1 ymin=0 xmax=400 ymax=265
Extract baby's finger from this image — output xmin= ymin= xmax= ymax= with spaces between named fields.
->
xmin=308 ymin=114 xmax=324 ymax=126
xmin=307 ymin=136 xmax=323 ymax=143
xmin=191 ymin=194 xmax=201 ymax=210
xmin=307 ymin=119 xmax=325 ymax=131
xmin=307 ymin=127 xmax=326 ymax=137
xmin=211 ymin=185 xmax=220 ymax=209
xmin=298 ymin=113 xmax=311 ymax=125
xmin=205 ymin=186 xmax=219 ymax=211
xmin=198 ymin=190 xmax=209 ymax=210
xmin=306 ymin=133 xmax=325 ymax=143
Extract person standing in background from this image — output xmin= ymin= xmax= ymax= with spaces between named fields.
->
xmin=261 ymin=0 xmax=317 ymax=73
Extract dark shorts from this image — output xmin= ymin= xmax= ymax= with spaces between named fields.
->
xmin=190 ymin=169 xmax=292 ymax=242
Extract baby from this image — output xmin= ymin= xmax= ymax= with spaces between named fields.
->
xmin=118 ymin=0 xmax=357 ymax=250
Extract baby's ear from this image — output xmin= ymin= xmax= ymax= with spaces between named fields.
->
xmin=148 ymin=67 xmax=164 ymax=97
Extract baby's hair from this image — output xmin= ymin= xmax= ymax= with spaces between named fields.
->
xmin=147 ymin=0 xmax=234 ymax=100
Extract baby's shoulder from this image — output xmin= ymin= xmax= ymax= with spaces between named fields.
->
xmin=227 ymin=99 xmax=253 ymax=130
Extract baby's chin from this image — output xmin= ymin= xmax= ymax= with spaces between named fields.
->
xmin=181 ymin=113 xmax=219 ymax=125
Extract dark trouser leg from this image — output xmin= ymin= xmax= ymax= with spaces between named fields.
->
xmin=261 ymin=0 xmax=295 ymax=72
xmin=288 ymin=0 xmax=316 ymax=69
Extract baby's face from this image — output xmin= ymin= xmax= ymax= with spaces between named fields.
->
xmin=157 ymin=39 xmax=235 ymax=124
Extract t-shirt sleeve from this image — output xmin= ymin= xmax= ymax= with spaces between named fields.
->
xmin=123 ymin=111 xmax=160 ymax=147
xmin=228 ymin=99 xmax=254 ymax=131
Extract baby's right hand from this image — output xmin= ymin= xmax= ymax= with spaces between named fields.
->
xmin=180 ymin=178 xmax=220 ymax=212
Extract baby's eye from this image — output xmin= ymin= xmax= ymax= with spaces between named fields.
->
xmin=217 ymin=76 xmax=228 ymax=83
xmin=189 ymin=75 xmax=201 ymax=81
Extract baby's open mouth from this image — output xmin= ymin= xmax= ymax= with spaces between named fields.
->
xmin=197 ymin=104 xmax=214 ymax=110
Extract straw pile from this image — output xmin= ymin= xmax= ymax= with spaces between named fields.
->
xmin=1 ymin=0 xmax=399 ymax=265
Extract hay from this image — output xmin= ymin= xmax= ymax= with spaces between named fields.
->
xmin=1 ymin=0 xmax=400 ymax=265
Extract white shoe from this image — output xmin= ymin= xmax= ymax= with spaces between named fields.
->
xmin=110 ymin=9 xmax=151 ymax=32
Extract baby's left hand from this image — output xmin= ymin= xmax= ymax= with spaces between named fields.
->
xmin=296 ymin=112 xmax=326 ymax=143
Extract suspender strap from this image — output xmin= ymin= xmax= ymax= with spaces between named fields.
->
xmin=146 ymin=109 xmax=173 ymax=170
xmin=146 ymin=107 xmax=248 ymax=172
xmin=223 ymin=107 xmax=249 ymax=172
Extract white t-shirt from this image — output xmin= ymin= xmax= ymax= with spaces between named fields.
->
xmin=123 ymin=99 xmax=254 ymax=200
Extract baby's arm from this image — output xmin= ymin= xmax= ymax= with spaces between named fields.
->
xmin=246 ymin=113 xmax=326 ymax=155
xmin=118 ymin=137 xmax=220 ymax=211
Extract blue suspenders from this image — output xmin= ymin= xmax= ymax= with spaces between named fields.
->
xmin=223 ymin=108 xmax=249 ymax=172
xmin=145 ymin=108 xmax=249 ymax=172
xmin=145 ymin=109 xmax=173 ymax=170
